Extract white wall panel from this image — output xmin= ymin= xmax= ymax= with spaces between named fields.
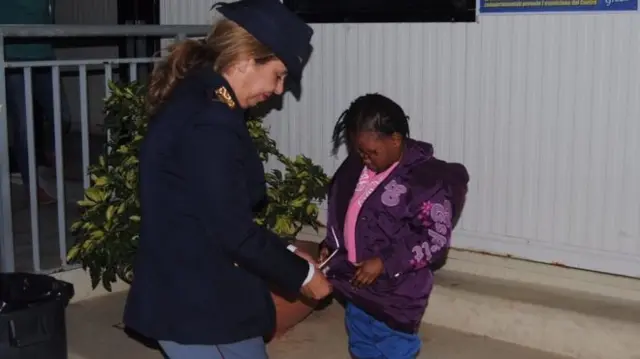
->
xmin=160 ymin=0 xmax=220 ymax=25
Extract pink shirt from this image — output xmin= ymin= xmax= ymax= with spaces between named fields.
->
xmin=344 ymin=162 xmax=400 ymax=263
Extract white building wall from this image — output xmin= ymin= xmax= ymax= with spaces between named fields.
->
xmin=160 ymin=0 xmax=640 ymax=278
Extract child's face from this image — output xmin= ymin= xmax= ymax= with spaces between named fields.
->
xmin=354 ymin=131 xmax=403 ymax=173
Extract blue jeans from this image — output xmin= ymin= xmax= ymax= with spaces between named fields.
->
xmin=159 ymin=337 xmax=269 ymax=359
xmin=345 ymin=303 xmax=421 ymax=359
xmin=5 ymin=65 xmax=70 ymax=187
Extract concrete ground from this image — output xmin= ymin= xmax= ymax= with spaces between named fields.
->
xmin=67 ymin=292 xmax=571 ymax=359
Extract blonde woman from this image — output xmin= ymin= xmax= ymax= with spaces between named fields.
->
xmin=123 ymin=1 xmax=331 ymax=358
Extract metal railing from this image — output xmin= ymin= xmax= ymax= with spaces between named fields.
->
xmin=0 ymin=25 xmax=209 ymax=273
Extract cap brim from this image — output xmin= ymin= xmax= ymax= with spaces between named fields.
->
xmin=286 ymin=76 xmax=302 ymax=100
xmin=215 ymin=2 xmax=311 ymax=98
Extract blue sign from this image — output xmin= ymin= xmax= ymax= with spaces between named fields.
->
xmin=480 ymin=0 xmax=638 ymax=12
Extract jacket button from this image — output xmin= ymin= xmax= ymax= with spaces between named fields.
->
xmin=361 ymin=216 xmax=368 ymax=221
xmin=233 ymin=262 xmax=239 ymax=267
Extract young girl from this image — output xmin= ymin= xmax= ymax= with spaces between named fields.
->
xmin=320 ymin=94 xmax=469 ymax=358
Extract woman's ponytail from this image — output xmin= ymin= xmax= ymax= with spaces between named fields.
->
xmin=146 ymin=39 xmax=217 ymax=114
xmin=145 ymin=19 xmax=275 ymax=115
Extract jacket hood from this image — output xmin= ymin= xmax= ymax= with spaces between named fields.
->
xmin=403 ymin=139 xmax=469 ymax=188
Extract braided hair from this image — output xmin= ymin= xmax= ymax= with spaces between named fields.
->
xmin=331 ymin=93 xmax=410 ymax=155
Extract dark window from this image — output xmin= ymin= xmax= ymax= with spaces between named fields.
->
xmin=283 ymin=0 xmax=476 ymax=23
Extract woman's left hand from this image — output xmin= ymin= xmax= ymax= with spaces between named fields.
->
xmin=352 ymin=257 xmax=384 ymax=288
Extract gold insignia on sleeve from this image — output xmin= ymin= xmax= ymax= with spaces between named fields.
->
xmin=214 ymin=86 xmax=236 ymax=109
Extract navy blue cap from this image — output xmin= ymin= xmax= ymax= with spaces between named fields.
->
xmin=213 ymin=0 xmax=314 ymax=86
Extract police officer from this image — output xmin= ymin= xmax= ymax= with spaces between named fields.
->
xmin=123 ymin=1 xmax=332 ymax=358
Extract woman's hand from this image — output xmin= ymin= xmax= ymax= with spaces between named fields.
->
xmin=351 ymin=257 xmax=384 ymax=288
xmin=301 ymin=271 xmax=333 ymax=300
xmin=318 ymin=246 xmax=330 ymax=264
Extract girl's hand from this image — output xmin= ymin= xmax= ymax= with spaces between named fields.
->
xmin=352 ymin=257 xmax=384 ymax=288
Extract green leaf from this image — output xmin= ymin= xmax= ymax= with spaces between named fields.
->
xmin=106 ymin=205 xmax=116 ymax=221
xmin=290 ymin=197 xmax=307 ymax=208
xmin=117 ymin=202 xmax=126 ymax=214
xmin=84 ymin=187 xmax=103 ymax=202
xmin=77 ymin=199 xmax=95 ymax=207
xmin=306 ymin=203 xmax=317 ymax=216
xmin=82 ymin=240 xmax=95 ymax=251
xmin=70 ymin=221 xmax=82 ymax=232
xmin=89 ymin=230 xmax=105 ymax=240
xmin=66 ymin=246 xmax=80 ymax=261
xmin=274 ymin=215 xmax=294 ymax=236
xmin=94 ymin=176 xmax=108 ymax=186
xmin=89 ymin=268 xmax=101 ymax=289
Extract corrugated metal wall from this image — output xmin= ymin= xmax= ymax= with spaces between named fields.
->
xmin=55 ymin=0 xmax=118 ymax=133
xmin=160 ymin=0 xmax=640 ymax=277
xmin=160 ymin=0 xmax=221 ymax=24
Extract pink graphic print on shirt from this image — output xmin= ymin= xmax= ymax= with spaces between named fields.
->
xmin=343 ymin=163 xmax=399 ymax=263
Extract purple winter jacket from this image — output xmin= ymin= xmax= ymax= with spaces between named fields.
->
xmin=322 ymin=139 xmax=469 ymax=334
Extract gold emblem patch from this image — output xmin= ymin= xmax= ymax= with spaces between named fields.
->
xmin=214 ymin=86 xmax=236 ymax=109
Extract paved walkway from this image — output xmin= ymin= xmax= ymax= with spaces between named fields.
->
xmin=67 ymin=291 xmax=571 ymax=359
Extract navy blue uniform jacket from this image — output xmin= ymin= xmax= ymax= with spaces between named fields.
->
xmin=123 ymin=66 xmax=310 ymax=345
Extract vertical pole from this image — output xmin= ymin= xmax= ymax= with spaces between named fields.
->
xmin=24 ymin=67 xmax=42 ymax=272
xmin=0 ymin=34 xmax=15 ymax=272
xmin=104 ymin=63 xmax=113 ymax=154
xmin=78 ymin=65 xmax=90 ymax=190
xmin=51 ymin=66 xmax=68 ymax=266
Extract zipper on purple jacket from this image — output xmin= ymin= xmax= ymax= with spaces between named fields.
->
xmin=330 ymin=226 xmax=340 ymax=250
xmin=320 ymin=226 xmax=341 ymax=273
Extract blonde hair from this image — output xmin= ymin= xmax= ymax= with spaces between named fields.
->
xmin=147 ymin=19 xmax=275 ymax=114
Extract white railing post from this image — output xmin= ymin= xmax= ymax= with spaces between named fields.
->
xmin=51 ymin=65 xmax=68 ymax=267
xmin=0 ymin=33 xmax=16 ymax=272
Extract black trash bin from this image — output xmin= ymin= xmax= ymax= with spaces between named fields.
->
xmin=0 ymin=273 xmax=75 ymax=359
